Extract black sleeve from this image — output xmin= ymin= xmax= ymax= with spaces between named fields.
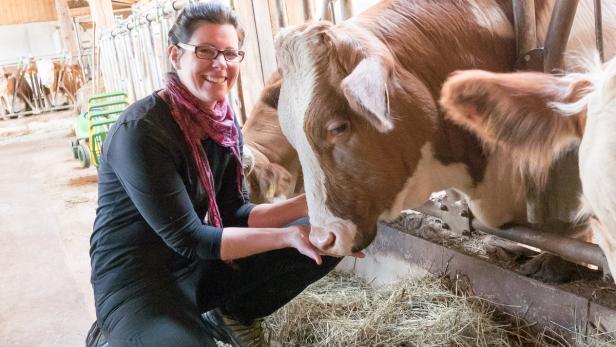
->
xmin=218 ymin=159 xmax=255 ymax=227
xmin=106 ymin=120 xmax=223 ymax=260
xmin=218 ymin=125 xmax=255 ymax=227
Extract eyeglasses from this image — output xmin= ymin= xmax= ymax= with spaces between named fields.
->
xmin=177 ymin=42 xmax=245 ymax=63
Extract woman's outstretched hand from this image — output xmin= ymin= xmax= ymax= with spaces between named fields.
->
xmin=286 ymin=224 xmax=323 ymax=265
xmin=285 ymin=224 xmax=366 ymax=265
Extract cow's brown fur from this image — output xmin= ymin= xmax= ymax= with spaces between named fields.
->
xmin=1 ymin=72 xmax=34 ymax=113
xmin=51 ymin=62 xmax=84 ymax=103
xmin=441 ymin=70 xmax=589 ymax=189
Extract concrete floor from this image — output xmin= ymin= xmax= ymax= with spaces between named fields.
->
xmin=0 ymin=111 xmax=97 ymax=346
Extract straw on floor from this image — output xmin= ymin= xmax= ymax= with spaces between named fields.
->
xmin=263 ymin=272 xmax=615 ymax=347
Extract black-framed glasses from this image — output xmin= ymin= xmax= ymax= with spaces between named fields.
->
xmin=177 ymin=42 xmax=245 ymax=63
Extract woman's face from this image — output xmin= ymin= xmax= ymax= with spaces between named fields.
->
xmin=170 ymin=23 xmax=241 ymax=109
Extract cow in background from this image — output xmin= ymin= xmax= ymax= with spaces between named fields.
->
xmin=50 ymin=61 xmax=84 ymax=106
xmin=34 ymin=60 xmax=84 ymax=107
xmin=0 ymin=70 xmax=33 ymax=115
xmin=273 ymin=0 xmax=616 ymax=259
xmin=440 ymin=55 xmax=616 ymax=281
xmin=242 ymin=72 xmax=303 ymax=203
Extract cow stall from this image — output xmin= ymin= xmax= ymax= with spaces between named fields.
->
xmin=0 ymin=0 xmax=93 ymax=120
xmin=0 ymin=56 xmax=83 ymax=120
xmin=91 ymin=0 xmax=616 ymax=343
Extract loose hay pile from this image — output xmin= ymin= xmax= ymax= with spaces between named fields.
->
xmin=263 ymin=272 xmax=615 ymax=347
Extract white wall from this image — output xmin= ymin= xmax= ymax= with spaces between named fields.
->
xmin=0 ymin=21 xmax=63 ymax=65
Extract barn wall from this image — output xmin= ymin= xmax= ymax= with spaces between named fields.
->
xmin=0 ymin=22 xmax=63 ymax=65
xmin=0 ymin=0 xmax=58 ymax=25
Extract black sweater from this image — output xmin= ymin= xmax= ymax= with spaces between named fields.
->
xmin=90 ymin=92 xmax=254 ymax=302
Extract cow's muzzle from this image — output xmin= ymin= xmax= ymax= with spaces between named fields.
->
xmin=309 ymin=220 xmax=358 ymax=256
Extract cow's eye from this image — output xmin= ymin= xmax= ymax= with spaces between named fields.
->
xmin=326 ymin=120 xmax=350 ymax=144
xmin=327 ymin=120 xmax=350 ymax=136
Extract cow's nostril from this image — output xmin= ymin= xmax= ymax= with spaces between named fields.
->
xmin=312 ymin=231 xmax=336 ymax=250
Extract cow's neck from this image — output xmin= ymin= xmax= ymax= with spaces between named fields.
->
xmin=378 ymin=0 xmax=528 ymax=225
xmin=358 ymin=0 xmax=515 ymax=96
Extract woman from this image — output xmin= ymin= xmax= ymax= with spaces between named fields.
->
xmin=89 ymin=2 xmax=358 ymax=346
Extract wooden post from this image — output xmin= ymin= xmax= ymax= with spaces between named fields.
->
xmin=55 ymin=0 xmax=80 ymax=58
xmin=89 ymin=0 xmax=115 ymax=31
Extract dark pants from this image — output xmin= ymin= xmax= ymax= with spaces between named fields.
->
xmin=98 ymin=235 xmax=341 ymax=346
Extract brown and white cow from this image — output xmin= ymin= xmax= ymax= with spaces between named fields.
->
xmin=274 ymin=0 xmax=616 ymax=256
xmin=45 ymin=61 xmax=84 ymax=106
xmin=440 ymin=55 xmax=616 ymax=281
xmin=0 ymin=71 xmax=34 ymax=114
xmin=242 ymin=72 xmax=304 ymax=203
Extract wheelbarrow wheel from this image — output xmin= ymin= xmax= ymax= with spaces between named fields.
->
xmin=78 ymin=143 xmax=91 ymax=168
xmin=70 ymin=139 xmax=79 ymax=159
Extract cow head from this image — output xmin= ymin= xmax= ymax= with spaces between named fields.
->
xmin=440 ymin=69 xmax=591 ymax=188
xmin=244 ymin=146 xmax=294 ymax=203
xmin=275 ymin=22 xmax=436 ymax=255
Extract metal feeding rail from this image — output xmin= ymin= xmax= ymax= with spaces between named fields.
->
xmin=416 ymin=197 xmax=608 ymax=271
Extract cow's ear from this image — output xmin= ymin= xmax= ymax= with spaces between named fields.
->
xmin=340 ymin=58 xmax=393 ymax=132
xmin=440 ymin=70 xmax=589 ymax=148
xmin=440 ymin=69 xmax=589 ymax=186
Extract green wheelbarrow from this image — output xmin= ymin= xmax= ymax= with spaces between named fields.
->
xmin=70 ymin=91 xmax=129 ymax=168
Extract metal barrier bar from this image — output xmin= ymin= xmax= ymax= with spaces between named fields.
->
xmin=340 ymin=0 xmax=353 ymax=20
xmin=416 ymin=200 xmax=608 ymax=270
xmin=543 ymin=0 xmax=579 ymax=73
xmin=512 ymin=0 xmax=536 ymax=57
xmin=594 ymin=0 xmax=604 ymax=62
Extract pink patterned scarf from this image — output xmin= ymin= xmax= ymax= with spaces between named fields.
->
xmin=163 ymin=73 xmax=243 ymax=228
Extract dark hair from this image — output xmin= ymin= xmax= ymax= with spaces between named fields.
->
xmin=168 ymin=1 xmax=245 ymax=48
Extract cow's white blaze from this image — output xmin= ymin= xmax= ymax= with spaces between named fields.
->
xmin=276 ymin=27 xmax=357 ymax=254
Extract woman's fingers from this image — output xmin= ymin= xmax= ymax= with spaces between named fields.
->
xmin=290 ymin=225 xmax=322 ymax=265
xmin=301 ymin=247 xmax=323 ymax=265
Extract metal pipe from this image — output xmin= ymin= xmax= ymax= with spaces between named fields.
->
xmin=340 ymin=0 xmax=353 ymax=20
xmin=543 ymin=0 xmax=579 ymax=73
xmin=276 ymin=0 xmax=288 ymax=28
xmin=146 ymin=22 xmax=163 ymax=90
xmin=126 ymin=28 xmax=145 ymax=99
xmin=321 ymin=0 xmax=335 ymax=22
xmin=416 ymin=200 xmax=607 ymax=270
xmin=136 ymin=23 xmax=153 ymax=93
xmin=171 ymin=0 xmax=187 ymax=11
xmin=512 ymin=0 xmax=537 ymax=58
xmin=594 ymin=0 xmax=604 ymax=62
xmin=72 ymin=17 xmax=86 ymax=79
xmin=472 ymin=219 xmax=607 ymax=270
xmin=303 ymin=0 xmax=315 ymax=21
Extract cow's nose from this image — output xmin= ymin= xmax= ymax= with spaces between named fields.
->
xmin=309 ymin=227 xmax=336 ymax=250
xmin=309 ymin=221 xmax=357 ymax=256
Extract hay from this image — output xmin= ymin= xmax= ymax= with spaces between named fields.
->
xmin=263 ymin=272 xmax=616 ymax=347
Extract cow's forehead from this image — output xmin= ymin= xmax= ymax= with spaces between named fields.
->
xmin=275 ymin=23 xmax=332 ymax=75
xmin=275 ymin=25 xmax=343 ymax=227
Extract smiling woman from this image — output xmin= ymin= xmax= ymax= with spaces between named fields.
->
xmin=87 ymin=2 xmax=349 ymax=347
